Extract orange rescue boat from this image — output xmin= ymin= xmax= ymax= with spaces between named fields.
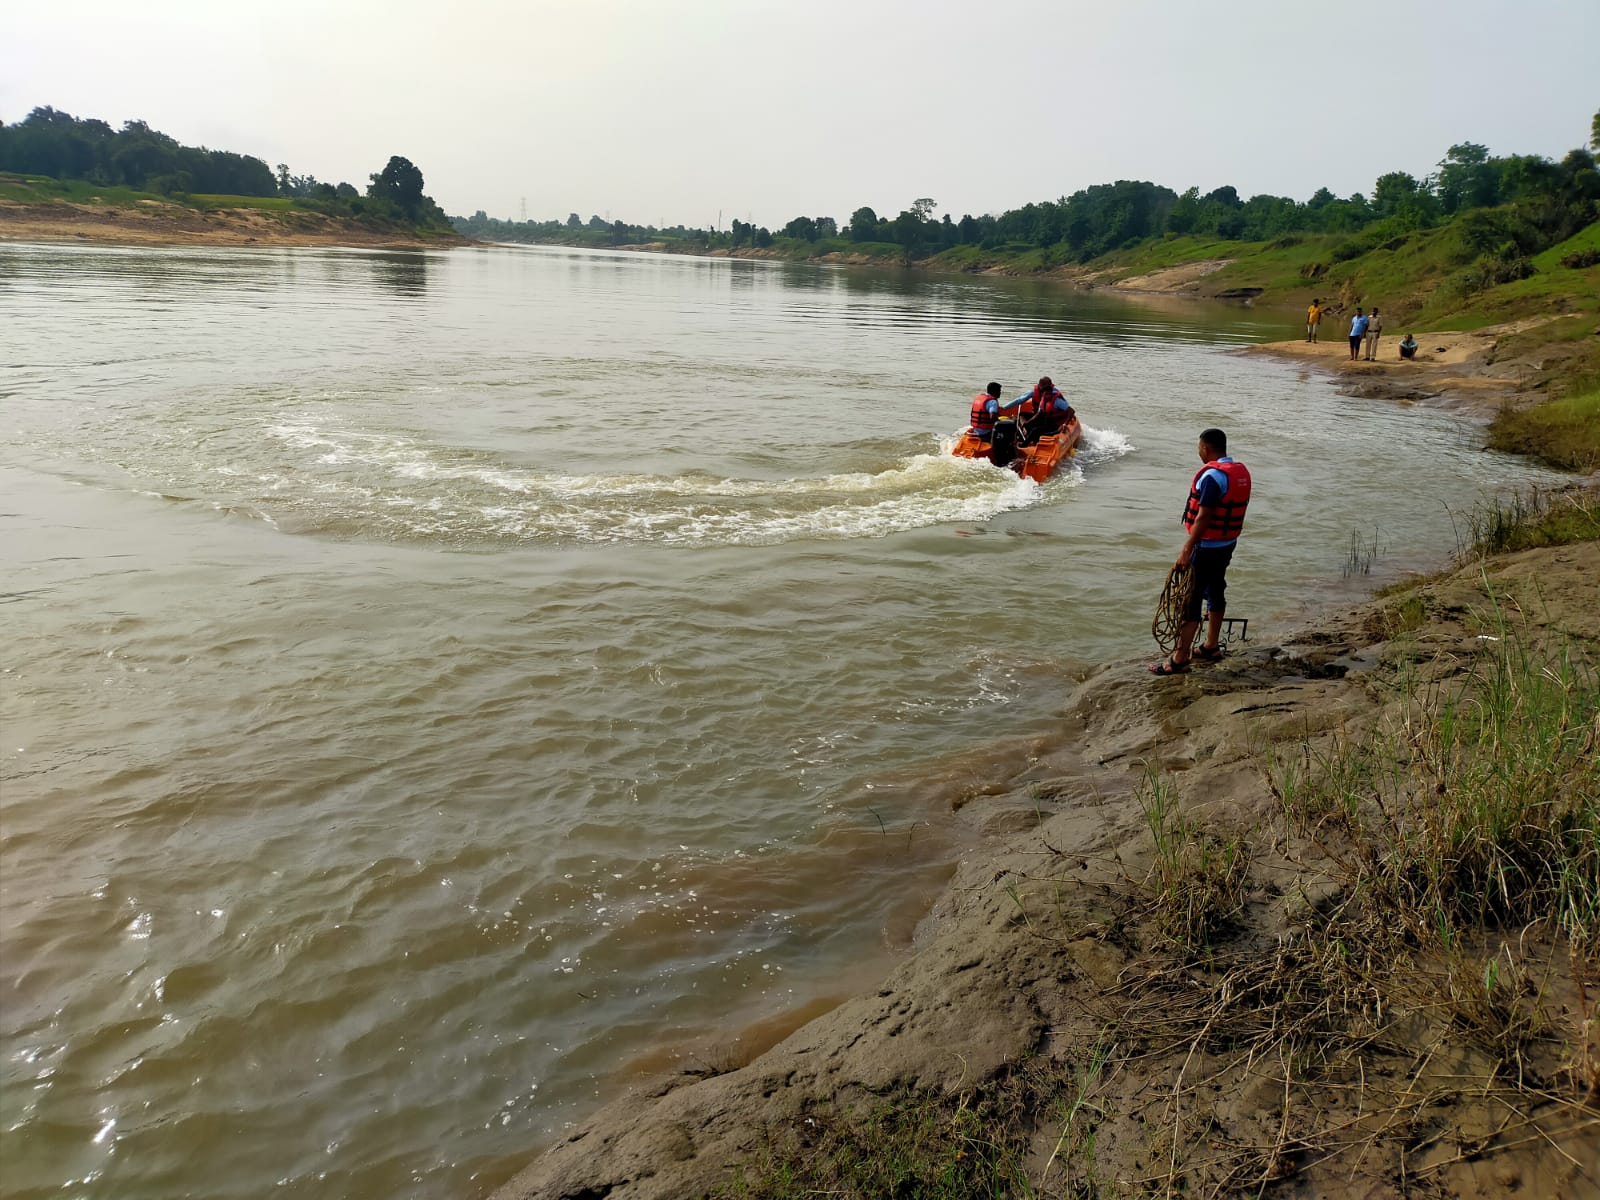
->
xmin=950 ymin=415 xmax=1082 ymax=483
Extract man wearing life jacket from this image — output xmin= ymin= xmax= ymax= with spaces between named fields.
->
xmin=1014 ymin=376 xmax=1074 ymax=443
xmin=1150 ymin=427 xmax=1251 ymax=675
xmin=967 ymin=382 xmax=1005 ymax=442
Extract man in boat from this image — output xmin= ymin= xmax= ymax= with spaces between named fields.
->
xmin=966 ymin=382 xmax=1006 ymax=443
xmin=1150 ymin=427 xmax=1251 ymax=676
xmin=1015 ymin=376 xmax=1075 ymax=444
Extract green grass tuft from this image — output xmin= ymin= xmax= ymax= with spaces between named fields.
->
xmin=1488 ymin=390 xmax=1600 ymax=472
xmin=1139 ymin=769 xmax=1252 ymax=948
xmin=717 ymin=1086 xmax=1035 ymax=1199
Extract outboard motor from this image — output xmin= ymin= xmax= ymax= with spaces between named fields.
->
xmin=988 ymin=418 xmax=1020 ymax=470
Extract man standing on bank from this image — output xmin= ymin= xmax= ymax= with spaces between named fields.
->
xmin=1305 ymin=297 xmax=1325 ymax=343
xmin=1149 ymin=428 xmax=1252 ymax=676
xmin=1363 ymin=306 xmax=1384 ymax=360
xmin=1348 ymin=308 xmax=1369 ymax=361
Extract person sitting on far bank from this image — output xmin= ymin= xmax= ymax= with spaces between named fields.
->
xmin=1348 ymin=308 xmax=1369 ymax=361
xmin=1150 ymin=428 xmax=1251 ymax=676
xmin=1363 ymin=306 xmax=1384 ymax=360
xmin=1014 ymin=376 xmax=1074 ymax=443
xmin=966 ymin=382 xmax=1006 ymax=442
xmin=1398 ymin=333 xmax=1418 ymax=360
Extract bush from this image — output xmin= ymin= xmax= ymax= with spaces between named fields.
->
xmin=1447 ymin=207 xmax=1543 ymax=264
xmin=1559 ymin=247 xmax=1600 ymax=269
xmin=1471 ymin=254 xmax=1537 ymax=287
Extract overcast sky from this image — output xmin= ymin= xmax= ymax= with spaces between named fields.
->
xmin=4 ymin=0 xmax=1596 ymax=229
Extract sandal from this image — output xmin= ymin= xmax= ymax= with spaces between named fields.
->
xmin=1147 ymin=658 xmax=1190 ymax=676
xmin=1193 ymin=644 xmax=1225 ymax=662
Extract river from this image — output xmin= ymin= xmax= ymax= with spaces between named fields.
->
xmin=0 ymin=241 xmax=1562 ymax=1199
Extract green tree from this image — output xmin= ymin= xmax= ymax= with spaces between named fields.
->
xmin=847 ymin=206 xmax=879 ymax=241
xmin=1167 ymin=186 xmax=1201 ymax=234
xmin=1371 ymin=171 xmax=1421 ymax=214
xmin=891 ymin=208 xmax=922 ymax=256
xmin=782 ymin=215 xmax=818 ymax=241
xmin=367 ymin=155 xmax=425 ymax=221
xmin=1435 ymin=142 xmax=1498 ymax=213
xmin=1591 ymin=109 xmax=1599 ymax=151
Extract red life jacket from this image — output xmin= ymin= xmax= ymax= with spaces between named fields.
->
xmin=1182 ymin=459 xmax=1251 ymax=542
xmin=970 ymin=393 xmax=997 ymax=435
xmin=1020 ymin=385 xmax=1064 ymax=417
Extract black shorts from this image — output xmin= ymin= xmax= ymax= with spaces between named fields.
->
xmin=1183 ymin=543 xmax=1235 ymax=622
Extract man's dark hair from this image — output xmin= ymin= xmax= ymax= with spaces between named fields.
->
xmin=986 ymin=382 xmax=1002 ymax=397
xmin=1200 ymin=427 xmax=1227 ymax=454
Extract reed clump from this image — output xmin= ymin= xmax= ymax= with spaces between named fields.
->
xmin=1454 ymin=482 xmax=1600 ymax=557
xmin=1269 ymin=614 xmax=1599 ymax=958
xmin=1138 ymin=769 xmax=1252 ymax=948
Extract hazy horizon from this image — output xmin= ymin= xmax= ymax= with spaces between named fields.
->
xmin=4 ymin=0 xmax=1596 ymax=229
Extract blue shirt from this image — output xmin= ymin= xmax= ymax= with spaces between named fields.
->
xmin=1350 ymin=314 xmax=1370 ymax=337
xmin=1194 ymin=458 xmax=1239 ymax=549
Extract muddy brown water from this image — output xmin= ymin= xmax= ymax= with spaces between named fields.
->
xmin=0 ymin=242 xmax=1565 ymax=1199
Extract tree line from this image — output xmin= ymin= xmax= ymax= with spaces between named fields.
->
xmin=0 ymin=107 xmax=453 ymax=230
xmin=456 ymin=114 xmax=1599 ymax=269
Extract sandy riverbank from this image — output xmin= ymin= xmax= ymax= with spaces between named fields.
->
xmin=489 ymin=527 xmax=1599 ymax=1200
xmin=1244 ymin=320 xmax=1566 ymax=422
xmin=0 ymin=198 xmax=468 ymax=249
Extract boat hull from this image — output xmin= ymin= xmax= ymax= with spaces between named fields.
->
xmin=951 ymin=417 xmax=1081 ymax=483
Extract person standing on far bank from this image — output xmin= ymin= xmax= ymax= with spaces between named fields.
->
xmin=1363 ymin=306 xmax=1383 ymax=360
xmin=1150 ymin=428 xmax=1252 ymax=676
xmin=1348 ymin=308 xmax=1369 ymax=361
xmin=1305 ymin=298 xmax=1325 ymax=343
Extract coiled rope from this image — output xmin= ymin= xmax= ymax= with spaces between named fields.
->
xmin=1151 ymin=563 xmax=1196 ymax=657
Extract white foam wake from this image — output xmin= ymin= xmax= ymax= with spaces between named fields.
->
xmin=216 ymin=421 xmax=1051 ymax=546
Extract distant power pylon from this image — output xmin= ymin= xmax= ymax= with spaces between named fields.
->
xmin=520 ymin=197 xmax=527 ymax=220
